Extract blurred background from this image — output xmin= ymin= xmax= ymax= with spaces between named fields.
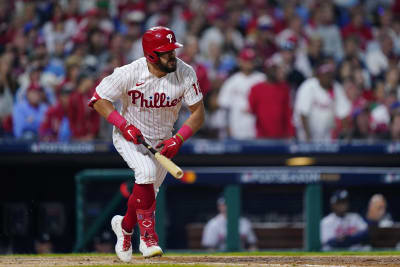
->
xmin=1 ymin=0 xmax=400 ymax=254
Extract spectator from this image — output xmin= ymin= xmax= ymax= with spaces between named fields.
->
xmin=43 ymin=38 xmax=66 ymax=84
xmin=343 ymin=79 xmax=369 ymax=116
xmin=83 ymin=28 xmax=108 ymax=74
xmin=295 ymin=34 xmax=325 ymax=78
xmin=342 ymin=35 xmax=364 ymax=65
xmin=179 ymin=35 xmax=211 ymax=95
xmin=320 ymin=190 xmax=369 ymax=251
xmin=42 ymin=3 xmax=77 ymax=55
xmin=0 ymin=53 xmax=18 ymax=136
xmin=372 ymin=8 xmax=394 ymax=41
xmin=382 ymin=110 xmax=400 ymax=141
xmin=273 ymin=0 xmax=296 ymax=33
xmin=384 ymin=67 xmax=400 ymax=99
xmin=249 ymin=15 xmax=278 ymax=65
xmin=349 ymin=106 xmax=374 ymax=140
xmin=202 ymin=197 xmax=257 ymax=251
xmin=339 ymin=36 xmax=372 ymax=89
xmin=294 ymin=60 xmax=351 ymax=141
xmin=365 ymin=194 xmax=394 ymax=227
xmin=39 ymin=87 xmax=72 ymax=142
xmin=305 ymin=3 xmax=344 ymax=61
xmin=217 ymin=48 xmax=266 ymax=139
xmin=341 ymin=6 xmax=373 ymax=50
xmin=248 ymin=57 xmax=294 ymax=139
xmin=68 ymin=73 xmax=99 ymax=141
xmin=370 ymin=90 xmax=397 ymax=137
xmin=16 ymin=66 xmax=56 ymax=106
xmin=107 ymin=33 xmax=126 ymax=68
xmin=56 ymin=59 xmax=80 ymax=95
xmin=343 ymin=79 xmax=373 ymax=140
xmin=277 ymin=15 xmax=308 ymax=54
xmin=392 ymin=18 xmax=400 ymax=55
xmin=198 ymin=41 xmax=235 ymax=92
xmin=199 ymin=10 xmax=243 ymax=60
xmin=276 ymin=40 xmax=305 ymax=91
xmin=366 ymin=32 xmax=395 ymax=78
xmin=123 ymin=10 xmax=145 ymax=62
xmin=13 ymin=84 xmax=48 ymax=139
xmin=203 ymin=88 xmax=229 ymax=139
xmin=184 ymin=1 xmax=207 ymax=37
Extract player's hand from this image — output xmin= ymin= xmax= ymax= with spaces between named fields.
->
xmin=156 ymin=135 xmax=183 ymax=158
xmin=120 ymin=122 xmax=143 ymax=144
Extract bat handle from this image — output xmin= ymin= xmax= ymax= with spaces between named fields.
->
xmin=138 ymin=136 xmax=158 ymax=155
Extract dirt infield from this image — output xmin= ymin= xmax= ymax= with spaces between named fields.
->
xmin=1 ymin=255 xmax=400 ymax=267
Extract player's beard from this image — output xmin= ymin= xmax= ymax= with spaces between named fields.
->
xmin=157 ymin=58 xmax=177 ymax=73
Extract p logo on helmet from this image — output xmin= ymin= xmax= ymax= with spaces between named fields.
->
xmin=166 ymin=34 xmax=173 ymax=43
xmin=142 ymin=26 xmax=183 ymax=63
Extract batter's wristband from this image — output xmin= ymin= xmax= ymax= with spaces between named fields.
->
xmin=107 ymin=110 xmax=127 ymax=130
xmin=177 ymin=124 xmax=193 ymax=142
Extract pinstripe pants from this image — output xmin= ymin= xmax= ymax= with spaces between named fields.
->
xmin=113 ymin=131 xmax=168 ymax=196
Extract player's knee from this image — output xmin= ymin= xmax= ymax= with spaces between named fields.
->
xmin=134 ymin=173 xmax=157 ymax=185
xmin=135 ymin=179 xmax=156 ymax=185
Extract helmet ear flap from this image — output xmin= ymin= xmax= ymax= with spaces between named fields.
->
xmin=145 ymin=51 xmax=159 ymax=63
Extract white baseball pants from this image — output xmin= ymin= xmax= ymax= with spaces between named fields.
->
xmin=113 ymin=132 xmax=168 ymax=195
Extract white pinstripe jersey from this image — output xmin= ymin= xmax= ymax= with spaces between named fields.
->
xmin=94 ymin=57 xmax=203 ymax=140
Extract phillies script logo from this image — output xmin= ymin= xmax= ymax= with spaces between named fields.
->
xmin=128 ymin=90 xmax=183 ymax=108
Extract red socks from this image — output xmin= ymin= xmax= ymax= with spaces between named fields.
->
xmin=121 ymin=193 xmax=137 ymax=232
xmin=121 ymin=183 xmax=155 ymax=233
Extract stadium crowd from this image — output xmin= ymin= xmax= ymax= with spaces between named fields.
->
xmin=1 ymin=0 xmax=400 ymax=142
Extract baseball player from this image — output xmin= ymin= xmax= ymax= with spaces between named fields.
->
xmin=89 ymin=26 xmax=204 ymax=262
xmin=320 ymin=190 xmax=368 ymax=251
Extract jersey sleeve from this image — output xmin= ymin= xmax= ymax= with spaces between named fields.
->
xmin=183 ymin=67 xmax=203 ymax=106
xmin=89 ymin=66 xmax=129 ymax=107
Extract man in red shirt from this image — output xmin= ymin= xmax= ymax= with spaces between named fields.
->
xmin=68 ymin=74 xmax=99 ymax=140
xmin=248 ymin=57 xmax=294 ymax=139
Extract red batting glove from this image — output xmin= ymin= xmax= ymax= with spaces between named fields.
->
xmin=156 ymin=135 xmax=183 ymax=158
xmin=120 ymin=122 xmax=143 ymax=144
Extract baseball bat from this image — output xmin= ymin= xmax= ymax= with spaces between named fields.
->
xmin=139 ymin=138 xmax=184 ymax=179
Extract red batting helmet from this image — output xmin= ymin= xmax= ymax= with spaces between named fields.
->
xmin=142 ymin=26 xmax=183 ymax=63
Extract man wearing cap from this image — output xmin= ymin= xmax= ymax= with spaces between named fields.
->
xmin=320 ymin=190 xmax=368 ymax=251
xmin=89 ymin=27 xmax=204 ymax=261
xmin=294 ymin=59 xmax=351 ymax=141
xmin=13 ymin=84 xmax=49 ymax=139
xmin=217 ymin=48 xmax=266 ymax=139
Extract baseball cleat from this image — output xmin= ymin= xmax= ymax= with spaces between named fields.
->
xmin=111 ymin=215 xmax=133 ymax=262
xmin=139 ymin=235 xmax=163 ymax=258
xmin=136 ymin=202 xmax=163 ymax=258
